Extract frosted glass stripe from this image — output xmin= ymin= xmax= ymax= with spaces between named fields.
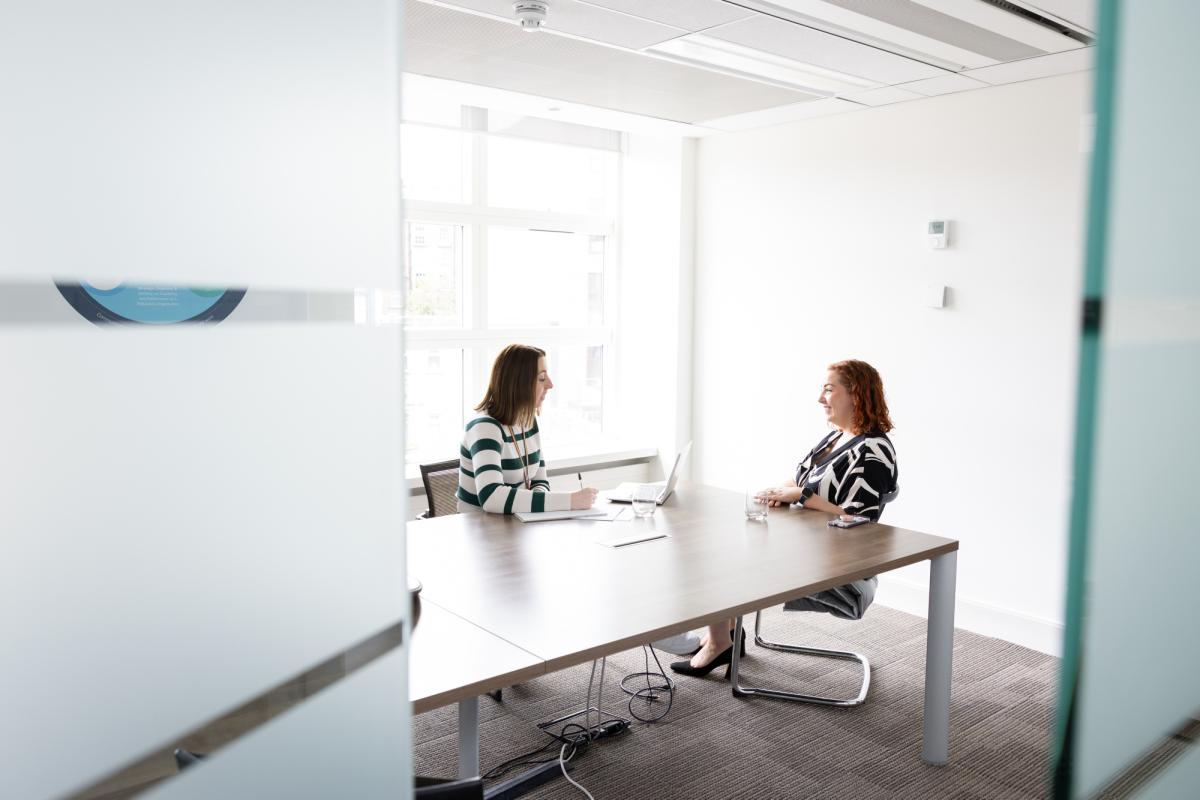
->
xmin=141 ymin=649 xmax=410 ymax=800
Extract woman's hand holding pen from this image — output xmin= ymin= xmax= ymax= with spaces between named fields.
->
xmin=570 ymin=471 xmax=598 ymax=509
xmin=570 ymin=488 xmax=599 ymax=509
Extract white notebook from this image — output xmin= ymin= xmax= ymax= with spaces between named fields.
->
xmin=514 ymin=507 xmax=611 ymax=523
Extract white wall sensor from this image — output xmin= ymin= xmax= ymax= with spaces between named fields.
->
xmin=928 ymin=219 xmax=950 ymax=249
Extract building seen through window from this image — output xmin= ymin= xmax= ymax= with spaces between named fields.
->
xmin=395 ymin=86 xmax=621 ymax=471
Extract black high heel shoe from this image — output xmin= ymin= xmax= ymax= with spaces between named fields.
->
xmin=670 ymin=644 xmax=734 ymax=678
xmin=685 ymin=627 xmax=747 ymax=657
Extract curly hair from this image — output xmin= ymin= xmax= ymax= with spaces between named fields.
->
xmin=829 ymin=359 xmax=893 ymax=435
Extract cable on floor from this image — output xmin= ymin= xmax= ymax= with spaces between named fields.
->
xmin=483 ymin=658 xmax=609 ymax=781
xmin=618 ymin=645 xmax=675 ymax=723
xmin=559 ymin=740 xmax=595 ymax=800
xmin=482 ymin=722 xmax=589 ymax=780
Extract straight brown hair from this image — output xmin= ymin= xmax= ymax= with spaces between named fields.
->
xmin=476 ymin=344 xmax=546 ymax=427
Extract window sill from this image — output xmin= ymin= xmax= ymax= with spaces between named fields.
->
xmin=405 ymin=443 xmax=657 ymax=494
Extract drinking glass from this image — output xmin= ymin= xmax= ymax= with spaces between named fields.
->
xmin=632 ymin=484 xmax=658 ymax=518
xmin=745 ymin=489 xmax=769 ymax=521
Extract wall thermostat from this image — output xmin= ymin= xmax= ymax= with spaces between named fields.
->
xmin=927 ymin=219 xmax=950 ymax=249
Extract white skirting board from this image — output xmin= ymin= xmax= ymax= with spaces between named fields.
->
xmin=875 ymin=576 xmax=1064 ymax=657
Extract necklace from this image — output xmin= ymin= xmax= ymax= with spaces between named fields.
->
xmin=507 ymin=424 xmax=531 ymax=489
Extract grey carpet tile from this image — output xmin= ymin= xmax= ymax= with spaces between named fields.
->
xmin=1005 ymin=696 xmax=1058 ymax=731
xmin=859 ymin=636 xmax=932 ymax=671
xmin=842 ymin=704 xmax=928 ymax=751
xmin=951 ymin=642 xmax=1029 ymax=684
xmin=766 ymin=762 xmax=895 ymax=800
xmin=412 ymin=693 xmax=517 ymax=746
xmin=412 ymin=704 xmax=459 ymax=746
xmin=850 ymin=751 xmax=965 ymax=794
xmin=954 ymin=721 xmax=1052 ymax=793
xmin=413 ymin=606 xmax=1060 ymax=799
xmin=724 ymin=772 xmax=828 ymax=800
xmin=983 ymin=661 xmax=1057 ymax=691
xmin=1001 ymin=670 xmax=1060 ymax=703
xmin=643 ymin=731 xmax=793 ymax=790
xmin=724 ymin=708 xmax=892 ymax=770
xmin=892 ymin=763 xmax=1046 ymax=800
xmin=968 ymin=672 xmax=1054 ymax=707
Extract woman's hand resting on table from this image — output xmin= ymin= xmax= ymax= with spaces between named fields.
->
xmin=758 ymin=486 xmax=804 ymax=508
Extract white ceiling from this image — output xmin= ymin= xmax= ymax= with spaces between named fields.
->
xmin=405 ymin=0 xmax=1096 ymax=133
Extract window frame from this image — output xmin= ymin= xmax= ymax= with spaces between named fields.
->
xmin=401 ymin=108 xmax=622 ymax=470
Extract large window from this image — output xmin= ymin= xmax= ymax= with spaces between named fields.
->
xmin=391 ymin=91 xmax=621 ymax=471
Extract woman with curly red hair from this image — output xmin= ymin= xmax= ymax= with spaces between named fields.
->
xmin=760 ymin=359 xmax=896 ymax=517
xmin=671 ymin=359 xmax=899 ymax=678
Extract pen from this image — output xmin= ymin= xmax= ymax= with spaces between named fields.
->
xmin=577 ymin=471 xmax=584 ymax=490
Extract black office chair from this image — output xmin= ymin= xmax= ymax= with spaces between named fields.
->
xmin=731 ymin=486 xmax=899 ymax=707
xmin=418 ymin=459 xmax=460 ymax=519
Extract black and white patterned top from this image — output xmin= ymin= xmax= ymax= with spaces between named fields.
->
xmin=794 ymin=429 xmax=898 ymax=520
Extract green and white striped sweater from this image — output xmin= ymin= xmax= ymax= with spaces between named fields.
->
xmin=456 ymin=415 xmax=571 ymax=514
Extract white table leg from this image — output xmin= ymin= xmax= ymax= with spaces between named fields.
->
xmin=923 ymin=550 xmax=957 ymax=765
xmin=457 ymin=696 xmax=480 ymax=779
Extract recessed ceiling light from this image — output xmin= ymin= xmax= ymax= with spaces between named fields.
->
xmin=646 ymin=33 xmax=878 ymax=96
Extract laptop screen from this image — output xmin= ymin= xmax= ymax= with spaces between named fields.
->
xmin=660 ymin=441 xmax=692 ymax=498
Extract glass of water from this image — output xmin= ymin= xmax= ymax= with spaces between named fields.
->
xmin=632 ymin=484 xmax=658 ymax=518
xmin=745 ymin=489 xmax=769 ymax=521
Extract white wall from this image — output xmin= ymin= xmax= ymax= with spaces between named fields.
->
xmin=692 ymin=73 xmax=1091 ymax=654
xmin=615 ymin=134 xmax=695 ymax=472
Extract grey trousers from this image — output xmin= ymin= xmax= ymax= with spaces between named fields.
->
xmin=783 ymin=576 xmax=878 ymax=620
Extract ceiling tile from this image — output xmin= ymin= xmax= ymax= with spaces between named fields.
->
xmin=405 ymin=1 xmax=816 ymax=124
xmin=963 ymin=46 xmax=1094 ymax=85
xmin=699 ymin=97 xmax=860 ymax=132
xmin=899 ymin=73 xmax=989 ymax=96
xmin=745 ymin=0 xmax=1036 ymax=65
xmin=424 ymin=0 xmax=687 ymax=49
xmin=577 ymin=0 xmax=754 ymax=32
xmin=704 ymin=14 xmax=947 ymax=84
xmin=403 ymin=74 xmax=701 ymax=137
xmin=839 ymin=85 xmax=924 ymax=107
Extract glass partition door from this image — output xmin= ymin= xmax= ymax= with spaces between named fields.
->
xmin=0 ymin=3 xmax=410 ymax=798
xmin=1057 ymin=1 xmax=1200 ymax=796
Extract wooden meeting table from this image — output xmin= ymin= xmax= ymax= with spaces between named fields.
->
xmin=407 ymin=481 xmax=958 ymax=779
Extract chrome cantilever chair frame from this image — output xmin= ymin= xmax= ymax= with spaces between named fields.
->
xmin=730 ymin=486 xmax=898 ymax=707
xmin=730 ymin=613 xmax=870 ymax=706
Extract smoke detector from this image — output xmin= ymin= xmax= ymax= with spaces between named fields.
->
xmin=513 ymin=0 xmax=548 ymax=31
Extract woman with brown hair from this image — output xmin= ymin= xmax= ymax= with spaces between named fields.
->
xmin=671 ymin=359 xmax=898 ymax=678
xmin=456 ymin=344 xmax=598 ymax=514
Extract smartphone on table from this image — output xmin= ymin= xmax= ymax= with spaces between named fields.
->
xmin=828 ymin=515 xmax=870 ymax=529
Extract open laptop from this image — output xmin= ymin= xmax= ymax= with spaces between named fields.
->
xmin=606 ymin=442 xmax=692 ymax=505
